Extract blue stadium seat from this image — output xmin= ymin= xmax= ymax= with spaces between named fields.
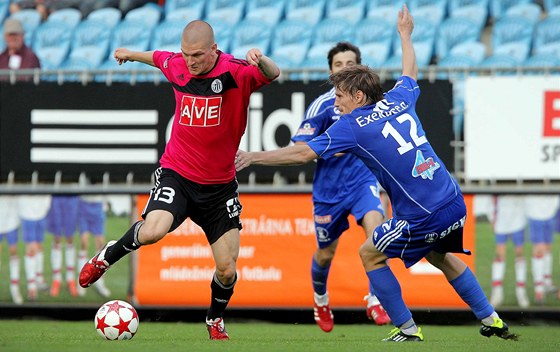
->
xmin=447 ymin=0 xmax=489 ymax=29
xmin=522 ymin=54 xmax=560 ymax=74
xmin=212 ymin=22 xmax=233 ymax=53
xmin=306 ymin=18 xmax=355 ymax=60
xmin=71 ymin=19 xmax=112 ymax=62
xmin=67 ymin=46 xmax=107 ymax=68
xmin=410 ymin=3 xmax=447 ymax=26
xmin=504 ymin=2 xmax=542 ymax=24
xmin=270 ymin=19 xmax=313 ymax=66
xmin=354 ymin=18 xmax=393 ymax=68
xmin=298 ymin=56 xmax=329 ymax=81
xmin=230 ymin=19 xmax=272 ymax=59
xmin=492 ymin=15 xmax=533 ymax=63
xmin=549 ymin=6 xmax=560 ymax=17
xmin=0 ymin=0 xmax=8 ymax=23
xmin=110 ymin=20 xmax=153 ymax=55
xmin=10 ymin=9 xmax=42 ymax=46
xmin=379 ymin=54 xmax=405 ymax=79
xmin=47 ymin=8 xmax=82 ymax=29
xmin=447 ymin=41 xmax=486 ymax=64
xmin=543 ymin=0 xmax=560 ymax=13
xmin=392 ymin=17 xmax=436 ymax=66
xmin=325 ymin=0 xmax=366 ymax=25
xmin=164 ymin=0 xmax=205 ymax=19
xmin=489 ymin=0 xmax=531 ymax=20
xmin=205 ymin=0 xmax=246 ymax=26
xmin=533 ymin=17 xmax=560 ymax=56
xmin=57 ymin=58 xmax=95 ymax=82
xmin=478 ymin=54 xmax=518 ymax=75
xmin=165 ymin=7 xmax=202 ymax=23
xmin=245 ymin=0 xmax=286 ymax=26
xmin=366 ymin=0 xmax=404 ymax=25
xmin=96 ymin=58 xmax=164 ymax=83
xmin=285 ymin=0 xmax=326 ymax=26
xmin=151 ymin=20 xmax=184 ymax=52
xmin=124 ymin=4 xmax=162 ymax=29
xmin=270 ymin=53 xmax=300 ymax=80
xmin=32 ymin=21 xmax=72 ymax=69
xmin=87 ymin=7 xmax=122 ymax=29
xmin=436 ymin=17 xmax=481 ymax=60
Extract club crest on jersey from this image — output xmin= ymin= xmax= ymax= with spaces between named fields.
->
xmin=296 ymin=123 xmax=316 ymax=136
xmin=412 ymin=150 xmax=440 ymax=180
xmin=211 ymin=79 xmax=223 ymax=93
xmin=316 ymin=226 xmax=330 ymax=242
xmin=179 ymin=94 xmax=222 ymax=127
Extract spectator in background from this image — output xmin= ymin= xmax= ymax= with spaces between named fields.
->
xmin=9 ymin=1 xmax=49 ymax=20
xmin=0 ymin=18 xmax=40 ymax=73
xmin=294 ymin=41 xmax=390 ymax=332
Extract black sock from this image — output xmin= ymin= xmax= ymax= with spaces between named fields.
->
xmin=104 ymin=220 xmax=144 ymax=265
xmin=207 ymin=273 xmax=237 ymax=320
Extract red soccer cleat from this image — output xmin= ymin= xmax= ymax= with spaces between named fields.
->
xmin=367 ymin=303 xmax=391 ymax=325
xmin=206 ymin=317 xmax=229 ymax=340
xmin=313 ymin=303 xmax=334 ymax=332
xmin=79 ymin=241 xmax=116 ymax=288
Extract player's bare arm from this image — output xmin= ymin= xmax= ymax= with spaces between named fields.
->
xmin=235 ymin=145 xmax=317 ymax=171
xmin=114 ymin=48 xmax=155 ymax=67
xmin=397 ymin=4 xmax=417 ymax=81
xmin=246 ymin=48 xmax=280 ymax=80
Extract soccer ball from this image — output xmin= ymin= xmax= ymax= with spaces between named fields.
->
xmin=94 ymin=300 xmax=139 ymax=340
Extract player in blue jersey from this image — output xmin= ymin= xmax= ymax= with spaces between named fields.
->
xmin=236 ymin=5 xmax=518 ymax=342
xmin=295 ymin=42 xmax=390 ymax=332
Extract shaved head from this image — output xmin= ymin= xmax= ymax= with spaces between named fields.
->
xmin=182 ymin=20 xmax=215 ymax=48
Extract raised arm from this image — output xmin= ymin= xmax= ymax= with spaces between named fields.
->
xmin=235 ymin=144 xmax=318 ymax=171
xmin=114 ymin=48 xmax=156 ymax=67
xmin=397 ymin=4 xmax=417 ymax=80
xmin=246 ymin=48 xmax=280 ymax=80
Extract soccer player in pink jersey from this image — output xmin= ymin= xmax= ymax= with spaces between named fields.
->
xmin=79 ymin=20 xmax=279 ymax=340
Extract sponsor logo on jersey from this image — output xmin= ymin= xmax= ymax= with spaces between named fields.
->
xmin=296 ymin=123 xmax=316 ymax=136
xmin=314 ymin=214 xmax=332 ymax=224
xmin=355 ymin=100 xmax=409 ymax=127
xmin=316 ymin=226 xmax=330 ymax=242
xmin=179 ymin=95 xmax=222 ymax=127
xmin=411 ymin=150 xmax=440 ymax=180
xmin=439 ymin=215 xmax=466 ymax=238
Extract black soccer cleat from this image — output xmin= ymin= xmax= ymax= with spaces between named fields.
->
xmin=480 ymin=317 xmax=519 ymax=341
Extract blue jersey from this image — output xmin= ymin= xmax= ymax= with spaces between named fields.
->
xmin=294 ymin=100 xmax=377 ymax=204
xmin=307 ymin=76 xmax=460 ymax=219
xmin=304 ymin=87 xmax=335 ymax=119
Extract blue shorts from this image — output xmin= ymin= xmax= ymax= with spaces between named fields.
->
xmin=0 ymin=229 xmax=18 ymax=246
xmin=529 ymin=218 xmax=555 ymax=244
xmin=79 ymin=200 xmax=105 ymax=235
xmin=373 ymin=194 xmax=469 ymax=268
xmin=495 ymin=229 xmax=525 ymax=246
xmin=47 ymin=196 xmax=79 ymax=237
xmin=21 ymin=219 xmax=46 ymax=243
xmin=313 ymin=182 xmax=384 ymax=249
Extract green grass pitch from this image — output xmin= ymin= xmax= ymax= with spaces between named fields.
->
xmin=0 ymin=321 xmax=558 ymax=352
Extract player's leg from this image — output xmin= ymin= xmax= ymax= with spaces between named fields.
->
xmin=61 ymin=196 xmax=80 ymax=297
xmin=47 ymin=196 xmax=63 ymax=297
xmin=21 ymin=219 xmax=38 ymax=300
xmin=490 ymin=239 xmax=506 ymax=307
xmin=35 ymin=218 xmax=48 ymax=291
xmin=426 ymin=251 xmax=517 ymax=340
xmin=5 ymin=230 xmax=23 ymax=305
xmin=529 ymin=218 xmax=550 ymax=304
xmin=511 ymin=230 xmax=529 ymax=307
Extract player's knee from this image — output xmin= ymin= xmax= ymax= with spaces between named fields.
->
xmin=358 ymin=241 xmax=383 ymax=266
xmin=137 ymin=224 xmax=166 ymax=244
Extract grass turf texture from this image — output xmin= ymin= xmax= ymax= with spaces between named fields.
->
xmin=0 ymin=321 xmax=558 ymax=352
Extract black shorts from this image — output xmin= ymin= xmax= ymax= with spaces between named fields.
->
xmin=142 ymin=168 xmax=242 ymax=244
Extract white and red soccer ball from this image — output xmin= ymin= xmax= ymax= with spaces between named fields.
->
xmin=95 ymin=300 xmax=139 ymax=340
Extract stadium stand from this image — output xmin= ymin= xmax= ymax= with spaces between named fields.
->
xmin=522 ymin=52 xmax=560 ymax=74
xmin=504 ymin=1 xmax=542 ymax=23
xmin=354 ymin=18 xmax=394 ymax=68
xmin=447 ymin=0 xmax=489 ymax=30
xmin=446 ymin=41 xmax=487 ymax=65
xmin=478 ymin=53 xmax=519 ymax=74
xmin=489 ymin=0 xmax=532 ymax=20
xmin=285 ymin=0 xmax=326 ymax=26
xmin=164 ymin=0 xmax=205 ymax=19
xmin=409 ymin=0 xmax=447 ymax=26
xmin=392 ymin=16 xmax=436 ymax=66
xmin=46 ymin=8 xmax=82 ymax=29
xmin=9 ymin=8 xmax=42 ymax=46
xmin=270 ymin=19 xmax=313 ymax=66
xmin=151 ymin=19 xmax=184 ymax=52
xmin=533 ymin=15 xmax=560 ymax=56
xmin=110 ymin=20 xmax=153 ymax=57
xmin=67 ymin=19 xmax=112 ymax=69
xmin=325 ymin=0 xmax=366 ymax=24
xmin=245 ymin=0 xmax=286 ymax=26
xmin=543 ymin=0 xmax=560 ymax=12
xmin=86 ymin=7 xmax=122 ymax=29
xmin=123 ymin=4 xmax=161 ymax=29
xmin=165 ymin=7 xmax=202 ymax=23
xmin=367 ymin=0 xmax=405 ymax=25
xmin=436 ymin=17 xmax=482 ymax=61
xmin=32 ymin=21 xmax=72 ymax=69
xmin=230 ymin=19 xmax=272 ymax=59
xmin=212 ymin=21 xmax=233 ymax=53
xmin=306 ymin=18 xmax=355 ymax=60
xmin=492 ymin=15 xmax=534 ymax=64
xmin=205 ymin=0 xmax=246 ymax=26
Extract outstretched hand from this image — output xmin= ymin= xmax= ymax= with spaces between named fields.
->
xmin=397 ymin=4 xmax=414 ymax=37
xmin=245 ymin=48 xmax=263 ymax=67
xmin=114 ymin=48 xmax=132 ymax=65
xmin=235 ymin=149 xmax=252 ymax=171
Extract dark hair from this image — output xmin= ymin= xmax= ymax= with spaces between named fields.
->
xmin=329 ymin=65 xmax=384 ymax=104
xmin=327 ymin=42 xmax=361 ymax=70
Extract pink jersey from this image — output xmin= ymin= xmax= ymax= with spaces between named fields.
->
xmin=153 ymin=50 xmax=273 ymax=184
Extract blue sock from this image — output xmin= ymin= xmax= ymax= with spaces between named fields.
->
xmin=449 ymin=267 xmax=494 ymax=320
xmin=366 ymin=266 xmax=412 ymax=327
xmin=311 ymin=257 xmax=330 ymax=295
xmin=369 ymin=281 xmax=375 ymax=296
